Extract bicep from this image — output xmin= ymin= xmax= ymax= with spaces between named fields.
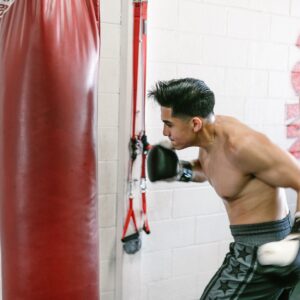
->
xmin=256 ymin=150 xmax=300 ymax=189
xmin=238 ymin=135 xmax=300 ymax=190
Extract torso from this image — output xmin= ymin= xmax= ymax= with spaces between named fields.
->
xmin=199 ymin=116 xmax=289 ymax=225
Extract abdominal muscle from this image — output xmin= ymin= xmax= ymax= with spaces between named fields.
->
xmin=221 ymin=178 xmax=289 ymax=225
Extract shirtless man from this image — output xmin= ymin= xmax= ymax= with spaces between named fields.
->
xmin=147 ymin=78 xmax=300 ymax=299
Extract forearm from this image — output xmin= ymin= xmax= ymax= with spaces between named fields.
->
xmin=189 ymin=159 xmax=207 ymax=183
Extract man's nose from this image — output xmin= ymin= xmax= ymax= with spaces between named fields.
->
xmin=163 ymin=124 xmax=169 ymax=136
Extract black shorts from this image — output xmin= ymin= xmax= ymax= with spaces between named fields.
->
xmin=200 ymin=214 xmax=292 ymax=300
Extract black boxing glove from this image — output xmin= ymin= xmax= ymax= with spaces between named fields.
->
xmin=147 ymin=141 xmax=193 ymax=182
xmin=257 ymin=212 xmax=300 ymax=287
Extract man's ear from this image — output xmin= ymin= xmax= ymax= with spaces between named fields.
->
xmin=191 ymin=117 xmax=202 ymax=132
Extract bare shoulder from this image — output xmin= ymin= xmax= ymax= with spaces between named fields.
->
xmin=229 ymin=128 xmax=271 ymax=155
xmin=219 ymin=117 xmax=275 ymax=170
xmin=217 ymin=116 xmax=268 ymax=151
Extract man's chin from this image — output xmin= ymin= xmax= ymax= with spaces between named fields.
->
xmin=170 ymin=141 xmax=177 ymax=148
xmin=172 ymin=144 xmax=185 ymax=150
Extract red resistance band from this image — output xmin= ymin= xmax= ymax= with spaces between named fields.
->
xmin=122 ymin=0 xmax=150 ymax=243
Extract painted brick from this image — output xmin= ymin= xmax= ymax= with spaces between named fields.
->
xmin=228 ymin=9 xmax=270 ymax=41
xmin=249 ymin=0 xmax=290 ymax=15
xmin=196 ymin=270 xmax=218 ymax=297
xmin=147 ymin=276 xmax=199 ymax=300
xmin=100 ymin=260 xmax=116 ymax=292
xmin=173 ymin=187 xmax=222 ymax=218
xmin=244 ymin=98 xmax=285 ymax=126
xmin=101 ymin=0 xmax=121 ymax=24
xmin=177 ymin=32 xmax=203 ymax=64
xmin=287 ymin=123 xmax=300 ymax=139
xmin=100 ymin=292 xmax=115 ymax=300
xmin=247 ymin=42 xmax=289 ymax=70
xmin=269 ymin=71 xmax=295 ymax=98
xmin=261 ymin=125 xmax=287 ymax=146
xmin=177 ymin=64 xmax=226 ymax=95
xmin=148 ymin=29 xmax=178 ymax=63
xmin=218 ymin=240 xmax=233 ymax=265
xmin=147 ymin=180 xmax=175 ymax=192
xmin=147 ymin=190 xmax=173 ymax=221
xmin=142 ymin=218 xmax=195 ymax=252
xmin=291 ymin=61 xmax=300 ymax=95
xmin=244 ymin=100 xmax=264 ymax=125
xmin=291 ymin=0 xmax=300 ymax=17
xmin=99 ymin=128 xmax=118 ymax=161
xmin=99 ymin=58 xmax=120 ymax=93
xmin=289 ymin=46 xmax=300 ymax=72
xmin=147 ymin=62 xmax=177 ymax=87
xmin=196 ymin=214 xmax=232 ymax=244
xmin=172 ymin=243 xmax=219 ymax=276
xmin=99 ymin=194 xmax=117 ymax=227
xmin=98 ymin=93 xmax=119 ymax=128
xmin=101 ymin=23 xmax=121 ymax=58
xmin=146 ymin=127 xmax=165 ymax=146
xmin=247 ymin=70 xmax=269 ymax=97
xmin=271 ymin=16 xmax=300 ymax=44
xmin=146 ymin=100 xmax=163 ymax=128
xmin=148 ymin=177 xmax=205 ymax=192
xmin=176 ymin=146 xmax=200 ymax=161
xmin=225 ymin=69 xmax=269 ymax=97
xmin=122 ymin=254 xmax=144 ymax=300
xmin=254 ymin=98 xmax=285 ymax=125
xmin=179 ymin=1 xmax=227 ymax=36
xmin=98 ymin=161 xmax=118 ymax=195
xmin=141 ymin=250 xmax=172 ymax=283
xmin=100 ymin=228 xmax=116 ymax=260
xmin=286 ymin=103 xmax=300 ymax=120
xmin=214 ymin=96 xmax=246 ymax=121
xmin=148 ymin=0 xmax=178 ymax=30
xmin=203 ymin=36 xmax=249 ymax=67
xmin=172 ymin=276 xmax=199 ymax=300
xmin=204 ymin=0 xmax=249 ymax=8
xmin=141 ymin=286 xmax=148 ymax=300
xmin=224 ymin=69 xmax=249 ymax=97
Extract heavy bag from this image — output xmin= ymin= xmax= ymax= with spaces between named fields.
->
xmin=0 ymin=1 xmax=100 ymax=299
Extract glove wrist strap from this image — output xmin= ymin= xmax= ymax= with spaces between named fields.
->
xmin=177 ymin=160 xmax=193 ymax=182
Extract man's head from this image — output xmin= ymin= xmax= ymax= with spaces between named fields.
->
xmin=148 ymin=78 xmax=215 ymax=149
xmin=148 ymin=78 xmax=215 ymax=118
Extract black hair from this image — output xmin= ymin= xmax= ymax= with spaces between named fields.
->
xmin=148 ymin=78 xmax=215 ymax=118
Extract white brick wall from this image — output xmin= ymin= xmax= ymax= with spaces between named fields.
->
xmin=291 ymin=0 xmax=300 ymax=17
xmin=179 ymin=2 xmax=228 ymax=36
xmin=99 ymin=0 xmax=121 ymax=299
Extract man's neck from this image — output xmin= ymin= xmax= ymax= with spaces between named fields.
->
xmin=196 ymin=116 xmax=217 ymax=150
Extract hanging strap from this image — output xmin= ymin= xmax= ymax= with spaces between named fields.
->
xmin=122 ymin=0 xmax=150 ymax=243
xmin=139 ymin=0 xmax=148 ymax=130
xmin=138 ymin=0 xmax=150 ymax=234
xmin=131 ymin=0 xmax=142 ymax=138
xmin=140 ymin=133 xmax=151 ymax=234
xmin=121 ymin=193 xmax=138 ymax=241
xmin=132 ymin=0 xmax=148 ymax=134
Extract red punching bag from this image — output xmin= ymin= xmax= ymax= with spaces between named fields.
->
xmin=0 ymin=1 xmax=100 ymax=299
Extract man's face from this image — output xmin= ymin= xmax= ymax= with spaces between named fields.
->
xmin=160 ymin=106 xmax=194 ymax=149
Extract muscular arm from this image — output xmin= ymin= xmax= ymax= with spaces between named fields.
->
xmin=234 ymin=132 xmax=300 ymax=210
xmin=189 ymin=157 xmax=208 ymax=183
